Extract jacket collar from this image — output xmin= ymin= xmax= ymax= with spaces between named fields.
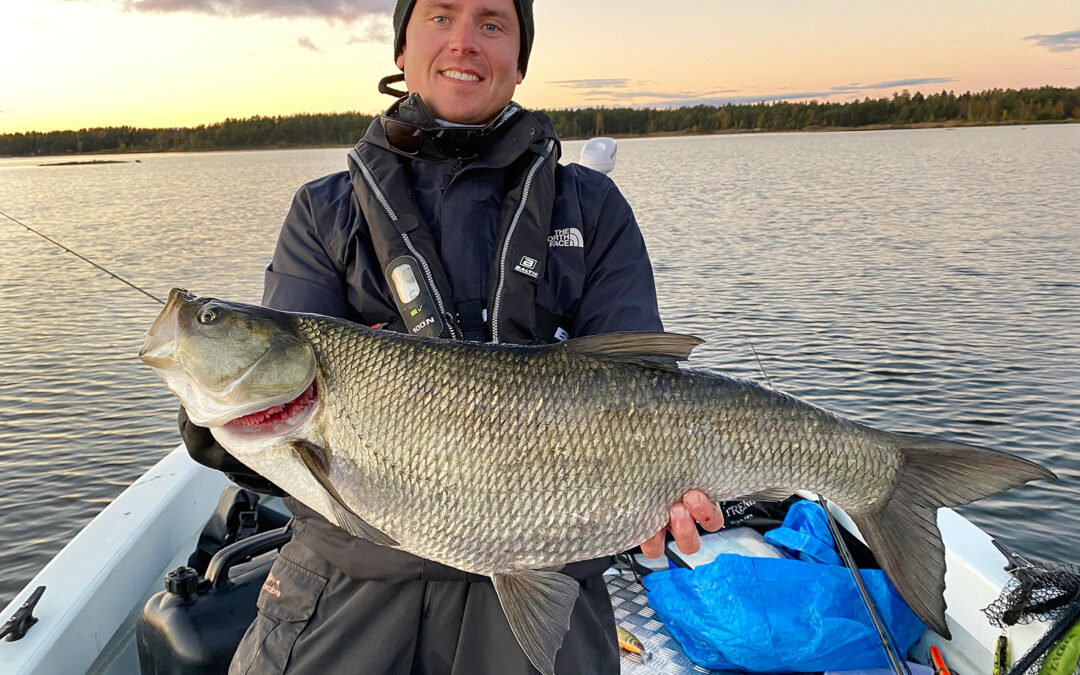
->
xmin=361 ymin=94 xmax=561 ymax=171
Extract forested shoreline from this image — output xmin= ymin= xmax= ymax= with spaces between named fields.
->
xmin=3 ymin=86 xmax=1077 ymax=157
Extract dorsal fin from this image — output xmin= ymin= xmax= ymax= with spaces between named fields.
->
xmin=559 ymin=331 xmax=704 ymax=372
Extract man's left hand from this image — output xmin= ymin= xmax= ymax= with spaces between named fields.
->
xmin=639 ymin=490 xmax=723 ymax=558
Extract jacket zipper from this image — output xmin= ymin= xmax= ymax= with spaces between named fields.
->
xmin=490 ymin=139 xmax=555 ymax=344
xmin=350 ymin=149 xmax=452 ymax=328
xmin=441 ymin=159 xmax=464 ymax=192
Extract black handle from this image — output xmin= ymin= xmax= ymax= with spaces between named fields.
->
xmin=205 ymin=527 xmax=293 ymax=589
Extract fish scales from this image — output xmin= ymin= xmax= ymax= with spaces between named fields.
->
xmin=297 ymin=315 xmax=899 ymax=575
xmin=141 ymin=289 xmax=1054 ymax=672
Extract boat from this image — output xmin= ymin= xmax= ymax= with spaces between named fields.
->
xmin=0 ymin=443 xmax=1059 ymax=675
xmin=2 ymin=138 xmax=1070 ymax=674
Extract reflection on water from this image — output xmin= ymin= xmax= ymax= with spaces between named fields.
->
xmin=1 ymin=126 xmax=1077 ymax=607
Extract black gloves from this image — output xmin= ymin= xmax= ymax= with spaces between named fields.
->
xmin=178 ymin=407 xmax=287 ymax=497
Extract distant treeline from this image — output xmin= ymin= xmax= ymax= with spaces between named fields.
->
xmin=546 ymin=86 xmax=1080 ymax=137
xmin=3 ymin=86 xmax=1077 ymax=157
xmin=0 ymin=112 xmax=375 ymax=157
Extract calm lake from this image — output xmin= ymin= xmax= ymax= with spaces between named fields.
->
xmin=1 ymin=125 xmax=1077 ymax=609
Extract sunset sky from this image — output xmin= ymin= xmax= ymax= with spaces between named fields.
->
xmin=1 ymin=0 xmax=1078 ymax=134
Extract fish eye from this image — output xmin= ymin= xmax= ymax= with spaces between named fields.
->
xmin=198 ymin=308 xmax=218 ymax=324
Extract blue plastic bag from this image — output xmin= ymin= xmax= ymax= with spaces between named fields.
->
xmin=763 ymin=500 xmax=843 ymax=565
xmin=645 ymin=502 xmax=924 ymax=672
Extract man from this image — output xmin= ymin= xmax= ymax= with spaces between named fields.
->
xmin=182 ymin=0 xmax=722 ymax=672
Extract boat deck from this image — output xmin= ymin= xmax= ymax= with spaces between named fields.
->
xmin=608 ymin=570 xmax=717 ymax=674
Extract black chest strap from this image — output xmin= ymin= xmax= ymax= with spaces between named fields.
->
xmin=347 ymin=122 xmax=558 ymax=344
xmin=348 ymin=144 xmax=462 ymax=339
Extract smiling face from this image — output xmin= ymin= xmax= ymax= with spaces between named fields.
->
xmin=396 ymin=0 xmax=523 ymax=124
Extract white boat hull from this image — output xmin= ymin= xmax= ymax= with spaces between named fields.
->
xmin=2 ymin=446 xmax=228 ymax=675
xmin=2 ymin=447 xmax=1053 ymax=674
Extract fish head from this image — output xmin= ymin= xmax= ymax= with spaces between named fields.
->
xmin=140 ymin=288 xmax=318 ymax=432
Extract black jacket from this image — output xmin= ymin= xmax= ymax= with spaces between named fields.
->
xmin=193 ymin=106 xmax=662 ymax=581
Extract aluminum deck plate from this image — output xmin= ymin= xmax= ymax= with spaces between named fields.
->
xmin=607 ymin=570 xmax=730 ymax=675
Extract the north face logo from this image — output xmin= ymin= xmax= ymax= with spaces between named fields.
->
xmin=548 ymin=227 xmax=583 ymax=248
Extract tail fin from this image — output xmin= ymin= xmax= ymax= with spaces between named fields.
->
xmin=850 ymin=434 xmax=1055 ymax=639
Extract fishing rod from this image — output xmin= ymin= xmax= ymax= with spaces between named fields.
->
xmin=818 ymin=494 xmax=912 ymax=675
xmin=746 ymin=337 xmax=912 ymax=675
xmin=0 ymin=207 xmax=166 ymax=306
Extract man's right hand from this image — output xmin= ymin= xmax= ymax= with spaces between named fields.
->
xmin=639 ymin=490 xmax=723 ymax=558
xmin=179 ymin=407 xmax=286 ymax=496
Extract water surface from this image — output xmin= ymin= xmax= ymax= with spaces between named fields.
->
xmin=1 ymin=125 xmax=1077 ymax=608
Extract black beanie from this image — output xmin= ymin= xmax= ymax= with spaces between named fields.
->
xmin=393 ymin=0 xmax=534 ymax=76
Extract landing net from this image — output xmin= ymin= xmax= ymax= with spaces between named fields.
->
xmin=984 ymin=554 xmax=1080 ymax=675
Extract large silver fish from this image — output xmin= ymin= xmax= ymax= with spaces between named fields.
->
xmin=140 ymin=289 xmax=1054 ymax=674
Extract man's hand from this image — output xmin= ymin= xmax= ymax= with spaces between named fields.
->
xmin=179 ymin=406 xmax=286 ymax=496
xmin=640 ymin=490 xmax=723 ymax=558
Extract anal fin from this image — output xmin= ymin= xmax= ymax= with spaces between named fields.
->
xmin=291 ymin=440 xmax=399 ymax=547
xmin=492 ymin=569 xmax=580 ymax=675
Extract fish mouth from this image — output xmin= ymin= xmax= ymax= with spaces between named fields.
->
xmin=221 ymin=379 xmax=319 ymax=438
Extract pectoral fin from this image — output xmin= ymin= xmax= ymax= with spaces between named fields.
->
xmin=492 ymin=569 xmax=580 ymax=675
xmin=291 ymin=440 xmax=399 ymax=547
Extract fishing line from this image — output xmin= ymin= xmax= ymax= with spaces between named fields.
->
xmin=745 ymin=336 xmax=910 ymax=675
xmin=745 ymin=337 xmax=772 ymax=388
xmin=0 ymin=207 xmax=166 ymax=306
